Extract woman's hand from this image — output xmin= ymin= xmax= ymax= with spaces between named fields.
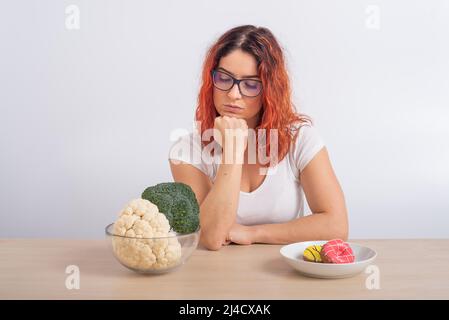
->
xmin=224 ymin=223 xmax=255 ymax=245
xmin=214 ymin=116 xmax=248 ymax=164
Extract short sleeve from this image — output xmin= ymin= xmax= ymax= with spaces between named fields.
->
xmin=168 ymin=132 xmax=215 ymax=180
xmin=290 ymin=124 xmax=325 ymax=178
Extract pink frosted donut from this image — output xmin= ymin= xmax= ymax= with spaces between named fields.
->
xmin=321 ymin=239 xmax=355 ymax=264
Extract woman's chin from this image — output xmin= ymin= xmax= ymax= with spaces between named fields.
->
xmin=221 ymin=110 xmax=243 ymax=118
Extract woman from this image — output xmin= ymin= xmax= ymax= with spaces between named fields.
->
xmin=168 ymin=25 xmax=348 ymax=250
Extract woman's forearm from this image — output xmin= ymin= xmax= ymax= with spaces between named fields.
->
xmin=252 ymin=211 xmax=348 ymax=245
xmin=199 ymin=159 xmax=242 ymax=250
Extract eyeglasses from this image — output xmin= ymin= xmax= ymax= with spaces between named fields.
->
xmin=212 ymin=69 xmax=263 ymax=97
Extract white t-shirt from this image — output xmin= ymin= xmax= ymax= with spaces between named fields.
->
xmin=168 ymin=123 xmax=325 ymax=225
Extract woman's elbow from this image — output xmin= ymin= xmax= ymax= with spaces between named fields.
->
xmin=198 ymin=221 xmax=230 ymax=251
xmin=328 ymin=212 xmax=349 ymax=241
xmin=337 ymin=228 xmax=349 ymax=242
xmin=327 ymin=227 xmax=348 ymax=242
xmin=199 ymin=234 xmax=224 ymax=251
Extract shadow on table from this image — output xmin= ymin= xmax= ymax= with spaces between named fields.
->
xmin=261 ymin=257 xmax=340 ymax=281
xmin=50 ymin=241 xmax=154 ymax=278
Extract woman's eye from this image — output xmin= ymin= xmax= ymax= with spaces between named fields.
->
xmin=243 ymin=81 xmax=259 ymax=89
xmin=218 ymin=74 xmax=232 ymax=82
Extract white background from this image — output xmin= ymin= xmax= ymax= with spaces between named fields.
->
xmin=1 ymin=0 xmax=448 ymax=238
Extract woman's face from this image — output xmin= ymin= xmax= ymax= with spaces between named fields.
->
xmin=213 ymin=49 xmax=263 ymax=128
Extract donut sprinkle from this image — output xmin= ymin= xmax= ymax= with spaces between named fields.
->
xmin=303 ymin=245 xmax=323 ymax=263
xmin=321 ymin=239 xmax=355 ymax=264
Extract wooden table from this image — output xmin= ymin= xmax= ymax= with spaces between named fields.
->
xmin=1 ymin=239 xmax=448 ymax=299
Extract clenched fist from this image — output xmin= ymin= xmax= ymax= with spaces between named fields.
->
xmin=213 ymin=116 xmax=248 ymax=164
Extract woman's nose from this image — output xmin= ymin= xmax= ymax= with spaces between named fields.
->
xmin=227 ymin=83 xmax=242 ymax=99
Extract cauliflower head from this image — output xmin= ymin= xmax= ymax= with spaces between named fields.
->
xmin=112 ymin=198 xmax=181 ymax=271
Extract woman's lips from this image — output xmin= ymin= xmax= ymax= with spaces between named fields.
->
xmin=224 ymin=104 xmax=244 ymax=113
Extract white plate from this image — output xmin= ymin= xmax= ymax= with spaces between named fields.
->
xmin=280 ymin=240 xmax=377 ymax=279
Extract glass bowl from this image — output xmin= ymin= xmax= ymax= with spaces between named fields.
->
xmin=105 ymin=223 xmax=200 ymax=274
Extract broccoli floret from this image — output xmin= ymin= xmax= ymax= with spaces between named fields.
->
xmin=141 ymin=182 xmax=200 ymax=234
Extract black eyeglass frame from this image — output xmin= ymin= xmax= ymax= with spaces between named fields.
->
xmin=211 ymin=69 xmax=263 ymax=97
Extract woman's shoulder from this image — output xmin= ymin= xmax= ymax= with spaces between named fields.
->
xmin=170 ymin=131 xmax=200 ymax=147
xmin=169 ymin=130 xmax=205 ymax=161
xmin=288 ymin=118 xmax=314 ymax=135
xmin=168 ymin=130 xmax=218 ymax=179
xmin=288 ymin=120 xmax=325 ymax=174
xmin=288 ymin=119 xmax=321 ymax=146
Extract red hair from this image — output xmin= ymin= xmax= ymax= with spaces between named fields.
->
xmin=195 ymin=25 xmax=311 ymax=167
